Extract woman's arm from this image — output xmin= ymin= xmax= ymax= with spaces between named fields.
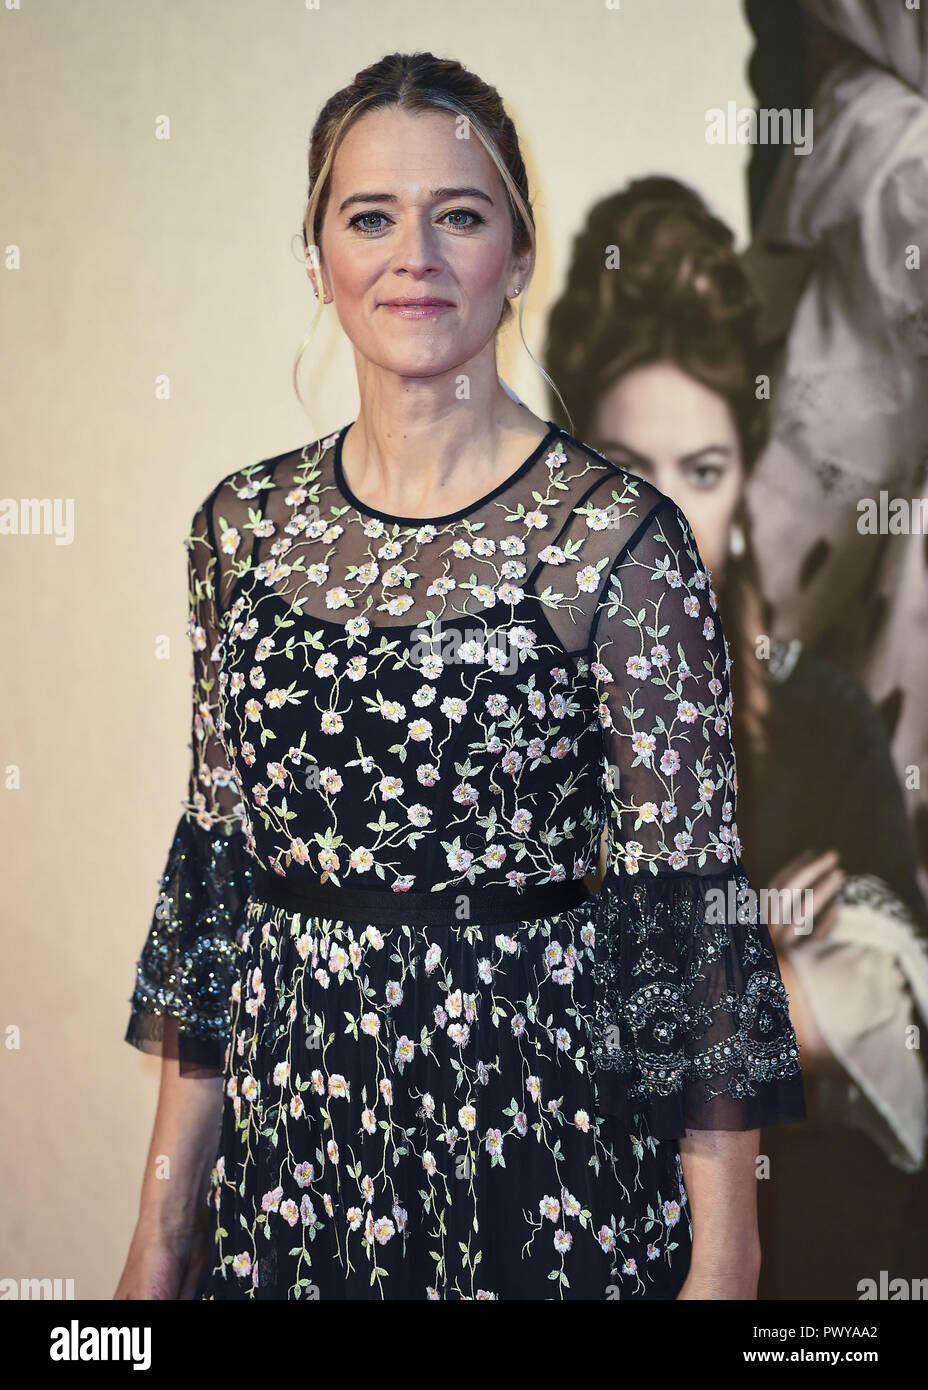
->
xmin=119 ymin=496 xmax=253 ymax=1297
xmin=134 ymin=1016 xmax=225 ymax=1237
xmin=115 ymin=1018 xmax=224 ymax=1299
xmin=584 ymin=487 xmax=805 ymax=1299
xmin=676 ymin=1129 xmax=762 ymax=1299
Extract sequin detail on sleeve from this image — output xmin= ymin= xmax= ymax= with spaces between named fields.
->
xmin=124 ymin=816 xmax=254 ymax=1076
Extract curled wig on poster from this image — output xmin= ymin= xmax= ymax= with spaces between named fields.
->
xmin=544 ymin=176 xmax=774 ymax=812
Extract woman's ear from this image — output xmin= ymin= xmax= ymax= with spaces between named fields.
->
xmin=510 ymin=247 xmax=534 ymax=297
xmin=304 ymin=245 xmax=329 ymax=302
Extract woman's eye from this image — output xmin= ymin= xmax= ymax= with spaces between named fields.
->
xmin=348 ymin=212 xmax=390 ymax=235
xmin=347 ymin=208 xmax=485 ymax=236
xmin=441 ymin=208 xmax=484 ymax=229
xmin=688 ymin=464 xmax=722 ymax=489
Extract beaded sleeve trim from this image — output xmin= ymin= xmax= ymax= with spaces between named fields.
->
xmin=588 ymin=867 xmax=806 ymax=1137
xmin=124 ymin=814 xmax=254 ymax=1077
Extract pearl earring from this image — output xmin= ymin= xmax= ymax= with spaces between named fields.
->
xmin=729 ymin=522 xmax=746 ymax=558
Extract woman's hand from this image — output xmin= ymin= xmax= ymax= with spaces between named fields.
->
xmin=114 ymin=1211 xmax=208 ymax=1301
xmin=764 ymin=849 xmax=847 ymax=1074
xmin=117 ymin=1019 xmax=224 ymax=1300
xmin=765 ymin=847 xmax=845 ymax=953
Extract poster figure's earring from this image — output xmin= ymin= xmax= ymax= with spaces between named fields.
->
xmin=729 ymin=521 xmax=746 ymax=558
xmin=511 ymin=285 xmax=522 ymax=297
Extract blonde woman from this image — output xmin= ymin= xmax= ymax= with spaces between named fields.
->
xmin=115 ymin=53 xmax=803 ymax=1302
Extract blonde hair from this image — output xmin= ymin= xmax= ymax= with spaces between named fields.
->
xmin=292 ymin=51 xmax=570 ymax=430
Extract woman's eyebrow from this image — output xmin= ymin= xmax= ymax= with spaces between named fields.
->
xmin=595 ymin=439 xmax=652 ymax=469
xmin=337 ymin=186 xmax=495 ymax=213
xmin=679 ymin=445 xmax=734 ymax=463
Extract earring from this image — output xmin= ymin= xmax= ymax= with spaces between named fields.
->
xmin=304 ymin=247 xmax=326 ymax=301
xmin=729 ymin=521 xmax=746 ymax=558
xmin=511 ymin=285 xmax=522 ymax=297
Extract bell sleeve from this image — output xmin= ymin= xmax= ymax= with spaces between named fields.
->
xmin=124 ymin=499 xmax=254 ymax=1077
xmin=586 ymin=492 xmax=806 ymax=1138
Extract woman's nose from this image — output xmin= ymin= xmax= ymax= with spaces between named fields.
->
xmin=391 ymin=213 xmax=443 ymax=276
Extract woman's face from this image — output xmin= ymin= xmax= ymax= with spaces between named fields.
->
xmin=589 ymin=361 xmax=744 ymax=577
xmin=312 ymin=106 xmax=531 ymax=382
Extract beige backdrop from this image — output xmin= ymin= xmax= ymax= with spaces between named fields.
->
xmin=0 ymin=0 xmax=753 ymax=1298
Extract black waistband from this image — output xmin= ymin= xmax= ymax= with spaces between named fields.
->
xmin=250 ymin=867 xmax=592 ymax=927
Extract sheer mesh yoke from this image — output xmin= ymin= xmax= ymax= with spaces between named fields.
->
xmin=125 ymin=420 xmax=805 ymax=1134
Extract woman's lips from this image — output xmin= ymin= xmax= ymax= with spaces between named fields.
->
xmin=380 ymin=300 xmax=455 ymax=319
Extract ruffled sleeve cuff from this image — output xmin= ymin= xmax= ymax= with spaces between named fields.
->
xmin=588 ymin=864 xmax=806 ymax=1139
xmin=124 ymin=813 xmax=255 ymax=1077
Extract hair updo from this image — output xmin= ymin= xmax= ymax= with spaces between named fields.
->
xmin=544 ymin=174 xmax=768 ymax=470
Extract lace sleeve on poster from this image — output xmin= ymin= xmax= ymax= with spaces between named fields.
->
xmin=586 ymin=492 xmax=806 ymax=1137
xmin=124 ymin=498 xmax=253 ymax=1077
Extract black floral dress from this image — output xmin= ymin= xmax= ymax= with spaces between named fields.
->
xmin=125 ymin=419 xmax=805 ymax=1300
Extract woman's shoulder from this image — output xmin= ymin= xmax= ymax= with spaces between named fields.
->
xmin=555 ymin=426 xmax=662 ymax=496
xmin=186 ymin=429 xmax=341 ymax=546
xmin=770 ymin=638 xmax=891 ymax=746
xmin=549 ymin=426 xmax=674 ymax=538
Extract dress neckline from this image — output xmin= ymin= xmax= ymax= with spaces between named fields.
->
xmin=332 ymin=419 xmax=560 ymax=527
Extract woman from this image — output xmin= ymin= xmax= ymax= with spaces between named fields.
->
xmin=544 ymin=174 xmax=928 ymax=1299
xmin=115 ymin=53 xmax=803 ymax=1302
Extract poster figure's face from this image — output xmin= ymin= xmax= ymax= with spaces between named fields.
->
xmin=589 ymin=360 xmax=744 ymax=577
